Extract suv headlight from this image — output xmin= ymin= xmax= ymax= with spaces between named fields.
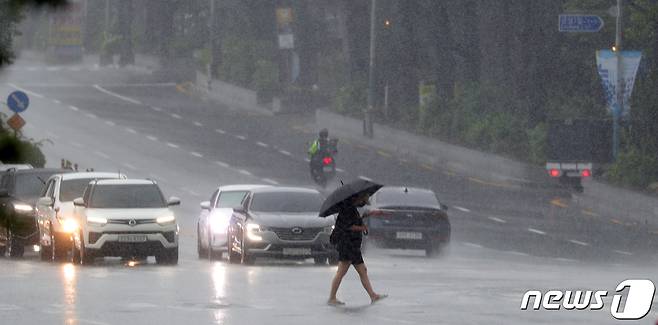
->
xmin=87 ymin=216 xmax=107 ymax=226
xmin=13 ymin=203 xmax=33 ymax=213
xmin=246 ymin=223 xmax=263 ymax=241
xmin=61 ymin=219 xmax=79 ymax=233
xmin=157 ymin=215 xmax=176 ymax=225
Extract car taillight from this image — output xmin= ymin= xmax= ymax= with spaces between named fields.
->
xmin=581 ymin=169 xmax=591 ymax=177
xmin=322 ymin=157 xmax=333 ymax=165
xmin=549 ymin=169 xmax=561 ymax=178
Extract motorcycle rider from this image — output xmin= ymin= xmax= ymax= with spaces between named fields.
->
xmin=308 ymin=128 xmax=331 ymax=178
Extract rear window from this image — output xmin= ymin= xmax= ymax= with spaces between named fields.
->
xmin=375 ymin=189 xmax=440 ymax=208
xmin=250 ymin=191 xmax=323 ymax=213
xmin=216 ymin=191 xmax=248 ymax=208
xmin=60 ymin=178 xmax=115 ymax=202
xmin=89 ymin=184 xmax=165 ymax=208
xmin=14 ymin=172 xmax=55 ymax=198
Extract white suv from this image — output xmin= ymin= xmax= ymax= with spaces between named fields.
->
xmin=72 ymin=179 xmax=180 ymax=265
xmin=36 ymin=172 xmax=126 ymax=262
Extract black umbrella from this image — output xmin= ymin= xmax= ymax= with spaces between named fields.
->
xmin=319 ymin=179 xmax=383 ymax=217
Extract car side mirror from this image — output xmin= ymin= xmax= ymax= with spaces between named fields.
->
xmin=38 ymin=197 xmax=54 ymax=207
xmin=200 ymin=201 xmax=211 ymax=210
xmin=167 ymin=196 xmax=181 ymax=206
xmin=0 ymin=189 xmax=8 ymax=197
xmin=73 ymin=197 xmax=85 ymax=207
xmin=440 ymin=204 xmax=449 ymax=212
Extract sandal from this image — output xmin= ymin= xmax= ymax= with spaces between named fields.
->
xmin=371 ymin=294 xmax=388 ymax=304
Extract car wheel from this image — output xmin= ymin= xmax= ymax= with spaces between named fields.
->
xmin=156 ymin=247 xmax=178 ymax=265
xmin=240 ymin=235 xmax=254 ymax=265
xmin=51 ymin=231 xmax=68 ymax=262
xmin=313 ymin=257 xmax=328 ymax=265
xmin=197 ymin=226 xmax=206 ymax=259
xmin=0 ymin=244 xmax=6 ymax=257
xmin=227 ymin=233 xmax=240 ymax=264
xmin=8 ymin=231 xmax=24 ymax=258
xmin=40 ymin=234 xmax=52 ymax=261
xmin=207 ymin=230 xmax=215 ymax=260
xmin=78 ymin=232 xmax=94 ymax=265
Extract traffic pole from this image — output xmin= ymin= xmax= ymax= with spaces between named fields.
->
xmin=613 ymin=0 xmax=623 ymax=161
xmin=365 ymin=0 xmax=377 ymax=138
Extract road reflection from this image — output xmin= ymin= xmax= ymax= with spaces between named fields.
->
xmin=211 ymin=262 xmax=227 ymax=324
xmin=62 ymin=263 xmax=77 ymax=325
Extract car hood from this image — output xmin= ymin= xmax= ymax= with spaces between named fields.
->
xmin=84 ymin=208 xmax=173 ymax=220
xmin=249 ymin=211 xmax=333 ymax=228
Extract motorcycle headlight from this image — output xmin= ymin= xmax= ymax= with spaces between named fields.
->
xmin=246 ymin=223 xmax=263 ymax=241
xmin=13 ymin=203 xmax=33 ymax=213
xmin=61 ymin=219 xmax=79 ymax=233
xmin=157 ymin=215 xmax=176 ymax=225
xmin=87 ymin=216 xmax=107 ymax=226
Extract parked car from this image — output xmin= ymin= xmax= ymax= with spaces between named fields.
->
xmin=71 ymin=179 xmax=180 ymax=265
xmin=227 ymin=186 xmax=337 ymax=265
xmin=197 ymin=184 xmax=271 ymax=260
xmin=0 ymin=168 xmax=70 ymax=257
xmin=36 ymin=172 xmax=126 ymax=261
xmin=363 ymin=186 xmax=450 ymax=257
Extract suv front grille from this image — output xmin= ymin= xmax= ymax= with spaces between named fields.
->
xmin=107 ymin=219 xmax=157 ymax=225
xmin=270 ymin=227 xmax=322 ymax=241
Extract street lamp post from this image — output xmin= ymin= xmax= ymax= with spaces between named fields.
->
xmin=365 ymin=0 xmax=377 ymax=138
xmin=613 ymin=0 xmax=623 ymax=160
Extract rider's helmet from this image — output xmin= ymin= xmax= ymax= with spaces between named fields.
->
xmin=319 ymin=128 xmax=329 ymax=139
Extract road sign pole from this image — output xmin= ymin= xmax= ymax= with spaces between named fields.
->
xmin=364 ymin=0 xmax=377 ymax=138
xmin=613 ymin=0 xmax=623 ymax=161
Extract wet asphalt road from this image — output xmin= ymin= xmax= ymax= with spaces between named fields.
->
xmin=0 ymin=55 xmax=657 ymax=324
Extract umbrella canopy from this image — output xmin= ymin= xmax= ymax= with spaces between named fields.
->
xmin=318 ymin=179 xmax=383 ymax=217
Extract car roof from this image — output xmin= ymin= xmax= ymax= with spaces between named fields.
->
xmin=250 ymin=186 xmax=320 ymax=194
xmin=93 ymin=179 xmax=156 ymax=185
xmin=7 ymin=168 xmax=70 ymax=175
xmin=217 ymin=184 xmax=272 ymax=192
xmin=376 ymin=186 xmax=436 ymax=195
xmin=59 ymin=172 xmax=126 ymax=181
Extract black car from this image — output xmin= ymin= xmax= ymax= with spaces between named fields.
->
xmin=0 ymin=168 xmax=70 ymax=257
xmin=363 ymin=186 xmax=450 ymax=257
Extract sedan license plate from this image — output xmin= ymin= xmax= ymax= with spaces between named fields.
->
xmin=283 ymin=247 xmax=311 ymax=256
xmin=322 ymin=166 xmax=333 ymax=172
xmin=396 ymin=231 xmax=423 ymax=240
xmin=118 ymin=234 xmax=147 ymax=243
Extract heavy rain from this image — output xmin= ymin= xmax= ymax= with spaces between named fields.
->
xmin=0 ymin=0 xmax=657 ymax=324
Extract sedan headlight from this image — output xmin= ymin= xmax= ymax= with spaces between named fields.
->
xmin=87 ymin=216 xmax=107 ymax=225
xmin=323 ymin=225 xmax=335 ymax=234
xmin=210 ymin=216 xmax=229 ymax=234
xmin=157 ymin=215 xmax=176 ymax=225
xmin=61 ymin=219 xmax=79 ymax=233
xmin=246 ymin=223 xmax=263 ymax=241
xmin=13 ymin=203 xmax=33 ymax=213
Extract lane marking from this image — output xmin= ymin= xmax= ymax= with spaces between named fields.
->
xmin=7 ymin=83 xmax=44 ymax=98
xmin=215 ymin=129 xmax=226 ymax=134
xmin=53 ymin=99 xmax=61 ymax=104
xmin=166 ymin=142 xmax=180 ymax=149
xmin=170 ymin=113 xmax=182 ymax=119
xmin=488 ymin=216 xmax=507 ymax=224
xmin=454 ymin=206 xmax=470 ymax=213
xmin=93 ymin=84 xmax=143 ymax=105
xmin=238 ymin=169 xmax=253 ymax=176
xmin=125 ymin=128 xmax=137 ymax=134
xmin=505 ymin=251 xmax=529 ymax=256
xmin=443 ymin=170 xmax=457 ymax=177
xmin=468 ymin=177 xmax=511 ymax=188
xmin=304 ymin=158 xmax=311 ymax=163
xmin=256 ymin=142 xmax=269 ymax=148
xmin=279 ymin=150 xmax=292 ymax=156
xmin=421 ymin=164 xmax=434 ymax=171
xmin=105 ymin=121 xmax=116 ymax=127
xmin=69 ymin=105 xmax=79 ymax=111
xmin=70 ymin=141 xmax=84 ymax=148
xmin=610 ymin=218 xmax=623 ymax=225
xmin=554 ymin=257 xmax=578 ymax=263
xmin=613 ymin=250 xmax=633 ymax=256
xmin=214 ymin=161 xmax=230 ymax=168
xmin=86 ymin=113 xmax=98 ymax=119
xmin=582 ymin=209 xmax=599 ymax=217
xmin=527 ymin=228 xmax=546 ymax=235
xmin=568 ymin=239 xmax=590 ymax=246
xmin=190 ymin=152 xmax=203 ymax=158
xmin=151 ymin=106 xmax=163 ymax=112
xmin=93 ymin=151 xmax=110 ymax=159
xmin=550 ymin=198 xmax=569 ymax=208
xmin=235 ymin=135 xmax=247 ymax=141
xmin=146 ymin=135 xmax=158 ymax=141
xmin=193 ymin=121 xmax=203 ymax=127
xmin=377 ymin=150 xmax=392 ymax=158
xmin=261 ymin=178 xmax=279 ymax=185
xmin=121 ymin=163 xmax=137 ymax=171
xmin=336 ymin=167 xmax=345 ymax=173
xmin=358 ymin=175 xmax=373 ymax=181
xmin=463 ymin=242 xmax=483 ymax=249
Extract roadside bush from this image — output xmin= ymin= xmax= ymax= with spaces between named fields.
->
xmin=0 ymin=135 xmax=46 ymax=167
xmin=605 ymin=148 xmax=658 ymax=189
xmin=333 ymin=80 xmax=366 ymax=118
xmin=252 ymin=59 xmax=279 ymax=103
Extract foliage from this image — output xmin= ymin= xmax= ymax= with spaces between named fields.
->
xmin=0 ymin=134 xmax=46 ymax=167
xmin=605 ymin=147 xmax=658 ymax=189
xmin=333 ymin=79 xmax=366 ymax=118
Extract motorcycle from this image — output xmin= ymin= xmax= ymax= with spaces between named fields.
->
xmin=310 ymin=139 xmax=338 ymax=187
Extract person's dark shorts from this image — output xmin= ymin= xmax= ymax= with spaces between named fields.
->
xmin=337 ymin=241 xmax=364 ymax=265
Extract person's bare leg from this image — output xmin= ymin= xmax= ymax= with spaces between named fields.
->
xmin=354 ymin=263 xmax=379 ymax=300
xmin=328 ymin=261 xmax=350 ymax=304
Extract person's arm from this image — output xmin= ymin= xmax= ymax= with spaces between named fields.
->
xmin=349 ymin=224 xmax=368 ymax=232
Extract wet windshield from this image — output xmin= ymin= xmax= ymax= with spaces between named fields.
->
xmin=216 ymin=191 xmax=248 ymax=208
xmin=60 ymin=178 xmax=113 ymax=202
xmin=89 ymin=184 xmax=165 ymax=209
xmin=376 ymin=189 xmax=440 ymax=208
xmin=14 ymin=172 xmax=53 ymax=198
xmin=250 ymin=192 xmax=323 ymax=213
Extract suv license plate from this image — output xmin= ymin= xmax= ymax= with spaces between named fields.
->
xmin=396 ymin=232 xmax=423 ymax=240
xmin=118 ymin=234 xmax=148 ymax=242
xmin=283 ymin=248 xmax=311 ymax=256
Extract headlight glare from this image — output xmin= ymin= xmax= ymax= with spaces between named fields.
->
xmin=157 ymin=215 xmax=176 ymax=225
xmin=13 ymin=203 xmax=33 ymax=213
xmin=61 ymin=219 xmax=79 ymax=233
xmin=246 ymin=223 xmax=263 ymax=241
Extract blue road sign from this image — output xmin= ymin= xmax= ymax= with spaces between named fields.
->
xmin=6 ymin=91 xmax=29 ymax=113
xmin=559 ymin=14 xmax=604 ymax=32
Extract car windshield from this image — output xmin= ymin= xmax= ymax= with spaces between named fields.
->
xmin=14 ymin=172 xmax=54 ymax=198
xmin=250 ymin=191 xmax=323 ymax=213
xmin=376 ymin=189 xmax=440 ymax=209
xmin=216 ymin=191 xmax=248 ymax=208
xmin=89 ymin=184 xmax=165 ymax=209
xmin=60 ymin=178 xmax=114 ymax=202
